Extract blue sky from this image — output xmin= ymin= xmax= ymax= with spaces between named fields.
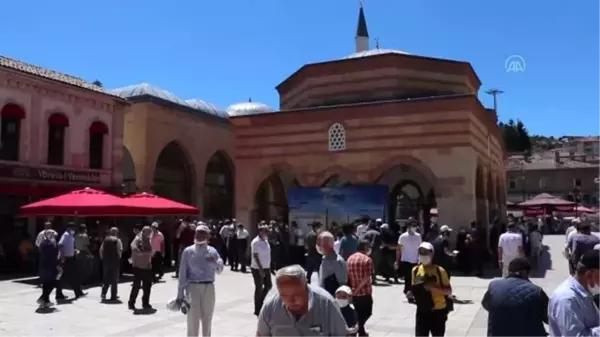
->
xmin=1 ymin=0 xmax=597 ymax=136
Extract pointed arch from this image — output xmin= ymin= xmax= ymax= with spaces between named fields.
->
xmin=153 ymin=140 xmax=196 ymax=204
xmin=203 ymin=150 xmax=235 ymax=219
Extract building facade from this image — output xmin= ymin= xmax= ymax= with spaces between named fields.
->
xmin=230 ymin=6 xmax=507 ymax=232
xmin=507 ymin=152 xmax=599 ymax=205
xmin=112 ymin=84 xmax=235 ymax=219
xmin=0 ymin=56 xmax=128 ymax=234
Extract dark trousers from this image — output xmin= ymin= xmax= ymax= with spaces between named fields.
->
xmin=229 ymin=242 xmax=239 ymax=270
xmin=219 ymin=243 xmax=228 ymax=265
xmin=39 ymin=280 xmax=56 ymax=302
xmin=290 ymin=246 xmax=306 ymax=267
xmin=236 ymin=239 xmax=248 ymax=272
xmin=101 ymin=264 xmax=119 ymax=299
xmin=402 ymin=262 xmax=417 ymax=294
xmin=415 ymin=309 xmax=447 ymax=337
xmin=251 ymin=268 xmax=272 ymax=315
xmin=128 ymin=267 xmax=152 ymax=306
xmin=371 ymin=250 xmax=381 ymax=280
xmin=271 ymin=245 xmax=282 ymax=271
xmin=151 ymin=252 xmax=164 ymax=279
xmin=353 ymin=295 xmax=373 ymax=336
xmin=381 ymin=248 xmax=398 ymax=281
xmin=306 ymin=255 xmax=321 ymax=284
xmin=56 ymin=257 xmax=84 ymax=297
xmin=174 ymin=246 xmax=186 ymax=277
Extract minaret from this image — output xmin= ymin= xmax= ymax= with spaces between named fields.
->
xmin=355 ymin=2 xmax=370 ymax=53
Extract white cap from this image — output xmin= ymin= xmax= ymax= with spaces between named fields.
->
xmin=440 ymin=225 xmax=452 ymax=233
xmin=335 ymin=285 xmax=352 ymax=296
xmin=375 ymin=218 xmax=382 ymax=222
xmin=196 ymin=225 xmax=210 ymax=233
xmin=419 ymin=242 xmax=434 ymax=252
xmin=381 ymin=223 xmax=389 ymax=229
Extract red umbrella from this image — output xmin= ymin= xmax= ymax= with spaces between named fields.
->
xmin=19 ymin=187 xmax=144 ymax=216
xmin=518 ymin=194 xmax=575 ymax=207
xmin=121 ymin=192 xmax=198 ymax=216
xmin=556 ymin=205 xmax=599 ymax=214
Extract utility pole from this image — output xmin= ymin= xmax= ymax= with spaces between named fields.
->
xmin=485 ymin=88 xmax=504 ymax=112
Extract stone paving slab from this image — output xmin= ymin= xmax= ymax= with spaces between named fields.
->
xmin=0 ymin=235 xmax=569 ymax=336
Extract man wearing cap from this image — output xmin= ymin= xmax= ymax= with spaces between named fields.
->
xmin=177 ymin=224 xmax=224 ymax=337
xmin=497 ymin=222 xmax=524 ymax=277
xmin=432 ymin=225 xmax=457 ymax=280
xmin=482 ymin=257 xmax=549 ymax=336
xmin=549 ymin=250 xmax=600 ymax=336
xmin=410 ymin=242 xmax=452 ymax=337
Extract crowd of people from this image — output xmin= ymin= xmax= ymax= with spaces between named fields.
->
xmin=32 ymin=215 xmax=599 ymax=337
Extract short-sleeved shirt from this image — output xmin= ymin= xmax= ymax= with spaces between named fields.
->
xmin=398 ymin=232 xmax=422 ymax=263
xmin=339 ymin=235 xmax=359 ymax=260
xmin=150 ymin=231 xmax=164 ymax=252
xmin=568 ymin=233 xmax=600 ymax=264
xmin=251 ymin=236 xmax=271 ymax=269
xmin=257 ymin=284 xmax=348 ymax=337
xmin=432 ymin=236 xmax=449 ymax=265
xmin=347 ymin=252 xmax=373 ymax=296
xmin=411 ymin=264 xmax=450 ymax=310
xmin=319 ymin=253 xmax=348 ymax=289
xmin=498 ymin=232 xmax=522 ymax=263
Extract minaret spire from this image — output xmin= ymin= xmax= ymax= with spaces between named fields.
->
xmin=355 ymin=2 xmax=370 ymax=53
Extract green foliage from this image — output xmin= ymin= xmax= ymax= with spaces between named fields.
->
xmin=498 ymin=119 xmax=531 ymax=153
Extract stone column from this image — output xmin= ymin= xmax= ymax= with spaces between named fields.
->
xmin=235 ymin=164 xmax=255 ymax=236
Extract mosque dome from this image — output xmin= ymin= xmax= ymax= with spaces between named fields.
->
xmin=343 ymin=48 xmax=410 ymax=60
xmin=227 ymin=99 xmax=274 ymax=117
xmin=185 ymin=99 xmax=229 ymax=119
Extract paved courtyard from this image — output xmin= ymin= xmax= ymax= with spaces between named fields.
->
xmin=0 ymin=235 xmax=569 ymax=336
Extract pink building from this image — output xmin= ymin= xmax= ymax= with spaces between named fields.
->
xmin=0 ymin=56 xmax=128 ymax=235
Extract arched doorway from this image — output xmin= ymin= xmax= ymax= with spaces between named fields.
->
xmin=153 ymin=141 xmax=194 ymax=204
xmin=203 ymin=151 xmax=234 ymax=219
xmin=122 ymin=146 xmax=136 ymax=194
xmin=375 ymin=163 xmax=436 ymax=228
xmin=253 ymin=172 xmax=299 ymax=225
xmin=322 ymin=175 xmax=351 ymax=187
xmin=486 ymin=170 xmax=495 ymax=222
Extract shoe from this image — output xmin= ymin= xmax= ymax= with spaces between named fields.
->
xmin=75 ymin=292 xmax=88 ymax=298
xmin=109 ymin=296 xmax=120 ymax=301
xmin=101 ymin=294 xmax=106 ymax=300
xmin=36 ymin=298 xmax=45 ymax=306
xmin=142 ymin=304 xmax=153 ymax=310
xmin=128 ymin=303 xmax=136 ymax=310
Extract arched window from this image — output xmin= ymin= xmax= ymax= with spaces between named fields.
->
xmin=89 ymin=121 xmax=108 ymax=169
xmin=47 ymin=113 xmax=69 ymax=165
xmin=328 ymin=123 xmax=346 ymax=152
xmin=0 ymin=104 xmax=25 ymax=161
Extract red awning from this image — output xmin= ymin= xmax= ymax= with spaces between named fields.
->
xmin=121 ymin=192 xmax=199 ymax=216
xmin=1 ymin=104 xmax=25 ymax=119
xmin=518 ymin=193 xmax=575 ymax=207
xmin=90 ymin=121 xmax=108 ymax=134
xmin=48 ymin=113 xmax=70 ymax=126
xmin=19 ymin=187 xmax=148 ymax=217
xmin=555 ymin=205 xmax=599 ymax=214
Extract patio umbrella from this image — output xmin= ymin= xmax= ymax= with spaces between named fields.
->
xmin=518 ymin=194 xmax=575 ymax=207
xmin=556 ymin=205 xmax=599 ymax=214
xmin=121 ymin=192 xmax=199 ymax=216
xmin=19 ymin=187 xmax=145 ymax=216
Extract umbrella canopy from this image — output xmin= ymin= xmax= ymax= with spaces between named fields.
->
xmin=19 ymin=187 xmax=144 ymax=216
xmin=556 ymin=205 xmax=599 ymax=214
xmin=121 ymin=192 xmax=198 ymax=216
xmin=518 ymin=193 xmax=575 ymax=207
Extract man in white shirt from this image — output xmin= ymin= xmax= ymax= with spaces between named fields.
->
xmin=395 ymin=221 xmax=422 ymax=299
xmin=497 ymin=222 xmax=524 ymax=277
xmin=250 ymin=226 xmax=272 ymax=316
xmin=36 ymin=222 xmax=57 ymax=248
xmin=150 ymin=222 xmax=165 ymax=281
xmin=356 ymin=221 xmax=368 ymax=239
xmin=235 ymin=223 xmax=250 ymax=273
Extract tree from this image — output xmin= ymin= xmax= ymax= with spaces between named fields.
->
xmin=498 ymin=119 xmax=531 ymax=154
xmin=92 ymin=80 xmax=103 ymax=87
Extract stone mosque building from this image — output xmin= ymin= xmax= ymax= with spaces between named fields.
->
xmin=0 ymin=5 xmax=505 ymax=236
xmin=115 ymin=5 xmax=506 ymax=232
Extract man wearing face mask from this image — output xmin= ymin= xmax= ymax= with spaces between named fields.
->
xmin=56 ymin=222 xmax=86 ymax=300
xmin=128 ymin=226 xmax=154 ymax=310
xmin=396 ymin=221 xmax=422 ymax=301
xmin=549 ymin=250 xmax=600 ymax=337
xmin=177 ymin=224 xmax=224 ymax=337
xmin=432 ymin=226 xmax=457 ymax=280
xmin=410 ymin=242 xmax=452 ymax=337
xmin=318 ymin=231 xmax=348 ymax=297
xmin=482 ymin=257 xmax=548 ymax=336
xmin=235 ymin=223 xmax=250 ymax=273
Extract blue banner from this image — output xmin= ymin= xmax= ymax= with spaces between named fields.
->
xmin=288 ymin=185 xmax=388 ymax=231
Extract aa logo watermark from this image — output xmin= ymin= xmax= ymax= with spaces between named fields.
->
xmin=505 ymin=55 xmax=526 ymax=73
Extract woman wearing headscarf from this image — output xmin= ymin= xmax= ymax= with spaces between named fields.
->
xmin=37 ymin=230 xmax=61 ymax=307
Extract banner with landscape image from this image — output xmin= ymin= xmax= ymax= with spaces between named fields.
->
xmin=288 ymin=185 xmax=388 ymax=232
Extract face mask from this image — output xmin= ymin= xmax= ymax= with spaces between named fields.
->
xmin=336 ymin=299 xmax=349 ymax=307
xmin=587 ymin=284 xmax=600 ymax=295
xmin=409 ymin=227 xmax=417 ymax=233
xmin=316 ymin=246 xmax=324 ymax=255
xmin=68 ymin=230 xmax=75 ymax=235
xmin=418 ymin=255 xmax=432 ymax=265
xmin=194 ymin=240 xmax=207 ymax=245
